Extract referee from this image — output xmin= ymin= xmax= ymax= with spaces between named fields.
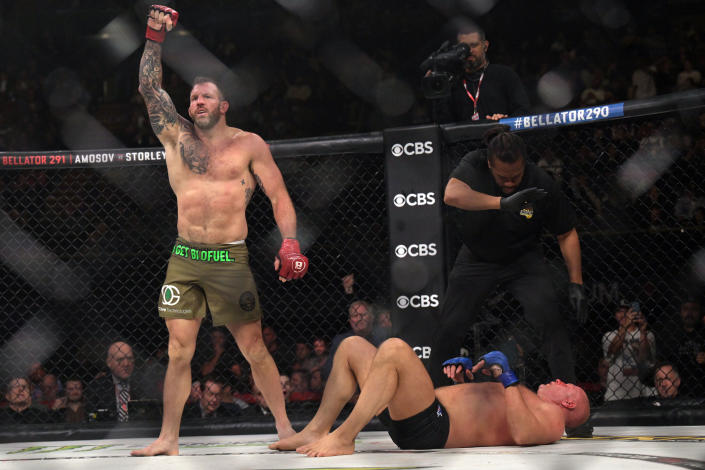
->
xmin=429 ymin=126 xmax=587 ymax=395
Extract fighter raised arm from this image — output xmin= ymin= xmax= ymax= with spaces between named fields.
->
xmin=132 ymin=4 xmax=308 ymax=457
xmin=138 ymin=5 xmax=181 ymax=146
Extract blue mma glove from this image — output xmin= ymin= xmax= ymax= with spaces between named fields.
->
xmin=479 ymin=351 xmax=519 ymax=388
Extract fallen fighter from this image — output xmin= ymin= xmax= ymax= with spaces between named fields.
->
xmin=270 ymin=336 xmax=589 ymax=456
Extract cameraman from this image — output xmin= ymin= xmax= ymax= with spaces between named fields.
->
xmin=427 ymin=25 xmax=530 ymax=123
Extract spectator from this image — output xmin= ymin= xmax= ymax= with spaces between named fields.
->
xmin=301 ymin=337 xmax=329 ymax=374
xmin=602 ymin=300 xmax=656 ymax=401
xmin=291 ymin=340 xmax=312 ymax=373
xmin=629 ymin=57 xmax=657 ymax=99
xmin=657 ymin=299 xmax=705 ymax=397
xmin=84 ymin=341 xmax=145 ymax=422
xmin=262 ymin=325 xmax=293 ymax=375
xmin=676 ymin=59 xmax=701 ymax=91
xmin=371 ymin=302 xmax=393 ymax=345
xmin=309 ymin=369 xmax=325 ymax=394
xmin=289 ymin=370 xmax=321 ymax=403
xmin=579 ymin=70 xmax=613 ymax=106
xmin=321 ymin=300 xmax=378 ymax=379
xmin=537 ymin=148 xmax=565 ymax=186
xmin=652 ymin=363 xmax=681 ymax=399
xmin=0 ymin=377 xmax=51 ymax=424
xmin=52 ymin=378 xmax=87 ymax=424
xmin=38 ymin=373 xmax=60 ymax=409
xmin=280 ymin=374 xmax=292 ymax=403
xmin=195 ymin=327 xmax=247 ymax=392
xmin=183 ymin=377 xmax=242 ymax=419
xmin=429 ymin=24 xmax=530 ymax=123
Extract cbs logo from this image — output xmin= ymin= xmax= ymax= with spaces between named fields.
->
xmin=396 ymin=294 xmax=440 ymax=309
xmin=394 ymin=243 xmax=437 ymax=258
xmin=393 ymin=192 xmax=436 ymax=207
xmin=391 ymin=141 xmax=433 ymax=157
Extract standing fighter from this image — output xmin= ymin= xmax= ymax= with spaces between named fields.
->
xmin=132 ymin=5 xmax=308 ymax=456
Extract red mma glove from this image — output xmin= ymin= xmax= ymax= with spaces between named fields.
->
xmin=277 ymin=238 xmax=309 ymax=280
xmin=146 ymin=5 xmax=179 ymax=43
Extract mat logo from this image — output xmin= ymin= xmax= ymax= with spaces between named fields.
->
xmin=413 ymin=345 xmax=432 ymax=359
xmin=391 ymin=141 xmax=433 ymax=157
xmin=161 ymin=285 xmax=181 ymax=306
xmin=397 ymin=294 xmax=440 ymax=309
xmin=395 ymin=243 xmax=437 ymax=258
xmin=393 ymin=192 xmax=436 ymax=207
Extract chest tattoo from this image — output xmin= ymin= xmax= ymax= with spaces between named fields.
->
xmin=179 ymin=136 xmax=209 ymax=174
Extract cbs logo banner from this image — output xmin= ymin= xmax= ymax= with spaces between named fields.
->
xmin=394 ymin=243 xmax=438 ymax=258
xmin=396 ymin=294 xmax=440 ymax=309
xmin=392 ymin=192 xmax=436 ymax=207
xmin=390 ymin=141 xmax=434 ymax=157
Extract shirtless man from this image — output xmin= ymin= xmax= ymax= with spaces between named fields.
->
xmin=131 ymin=5 xmax=308 ymax=456
xmin=271 ymin=336 xmax=589 ymax=456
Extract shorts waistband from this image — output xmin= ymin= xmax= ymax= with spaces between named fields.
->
xmin=171 ymin=237 xmax=247 ymax=263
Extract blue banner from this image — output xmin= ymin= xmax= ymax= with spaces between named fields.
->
xmin=499 ymin=102 xmax=625 ymax=131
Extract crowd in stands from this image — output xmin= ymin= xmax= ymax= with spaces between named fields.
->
xmin=1 ymin=1 xmax=705 ymax=426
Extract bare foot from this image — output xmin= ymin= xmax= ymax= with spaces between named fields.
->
xmin=269 ymin=427 xmax=326 ymax=451
xmin=296 ymin=433 xmax=354 ymax=457
xmin=276 ymin=423 xmax=296 ymax=441
xmin=131 ymin=438 xmax=178 ymax=457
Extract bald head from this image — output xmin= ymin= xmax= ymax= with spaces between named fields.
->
xmin=537 ymin=380 xmax=590 ymax=429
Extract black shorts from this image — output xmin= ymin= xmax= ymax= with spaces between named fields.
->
xmin=377 ymin=399 xmax=450 ymax=450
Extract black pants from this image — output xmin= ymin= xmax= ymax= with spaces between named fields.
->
xmin=428 ymin=245 xmax=576 ymax=387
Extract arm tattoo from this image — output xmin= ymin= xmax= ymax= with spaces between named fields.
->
xmin=179 ymin=135 xmax=209 ymax=174
xmin=138 ymin=41 xmax=177 ymax=135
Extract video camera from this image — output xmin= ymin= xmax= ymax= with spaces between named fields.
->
xmin=420 ymin=41 xmax=470 ymax=99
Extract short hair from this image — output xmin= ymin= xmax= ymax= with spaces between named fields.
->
xmin=564 ymin=386 xmax=590 ymax=428
xmin=484 ymin=125 xmax=526 ymax=164
xmin=200 ymin=375 xmax=223 ymax=392
xmin=192 ymin=76 xmax=226 ymax=101
xmin=348 ymin=299 xmax=372 ymax=316
xmin=456 ymin=24 xmax=486 ymax=41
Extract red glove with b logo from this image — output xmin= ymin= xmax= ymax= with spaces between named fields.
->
xmin=146 ymin=5 xmax=179 ymax=43
xmin=277 ymin=239 xmax=309 ymax=280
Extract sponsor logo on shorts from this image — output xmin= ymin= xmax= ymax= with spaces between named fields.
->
xmin=436 ymin=404 xmax=443 ymax=417
xmin=239 ymin=291 xmax=256 ymax=311
xmin=161 ymin=285 xmax=181 ymax=306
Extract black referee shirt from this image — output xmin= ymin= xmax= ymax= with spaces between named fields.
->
xmin=449 ymin=150 xmax=576 ymax=263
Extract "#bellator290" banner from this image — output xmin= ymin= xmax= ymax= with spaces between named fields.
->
xmin=384 ymin=124 xmax=446 ymax=363
xmin=0 ymin=148 xmax=167 ymax=169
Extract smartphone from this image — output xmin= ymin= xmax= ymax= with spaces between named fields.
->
xmin=631 ymin=302 xmax=640 ymax=312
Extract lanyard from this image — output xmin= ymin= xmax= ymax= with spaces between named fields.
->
xmin=462 ymin=69 xmax=485 ymax=120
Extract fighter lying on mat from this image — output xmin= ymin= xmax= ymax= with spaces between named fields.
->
xmin=271 ymin=336 xmax=589 ymax=456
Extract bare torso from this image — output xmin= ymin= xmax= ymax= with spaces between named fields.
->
xmin=435 ymin=383 xmax=559 ymax=448
xmin=164 ymin=121 xmax=257 ymax=244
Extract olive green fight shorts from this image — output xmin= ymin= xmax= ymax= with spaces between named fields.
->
xmin=158 ymin=237 xmax=262 ymax=326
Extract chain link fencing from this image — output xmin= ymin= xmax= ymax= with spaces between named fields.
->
xmin=1 ymin=107 xmax=704 ymax=432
